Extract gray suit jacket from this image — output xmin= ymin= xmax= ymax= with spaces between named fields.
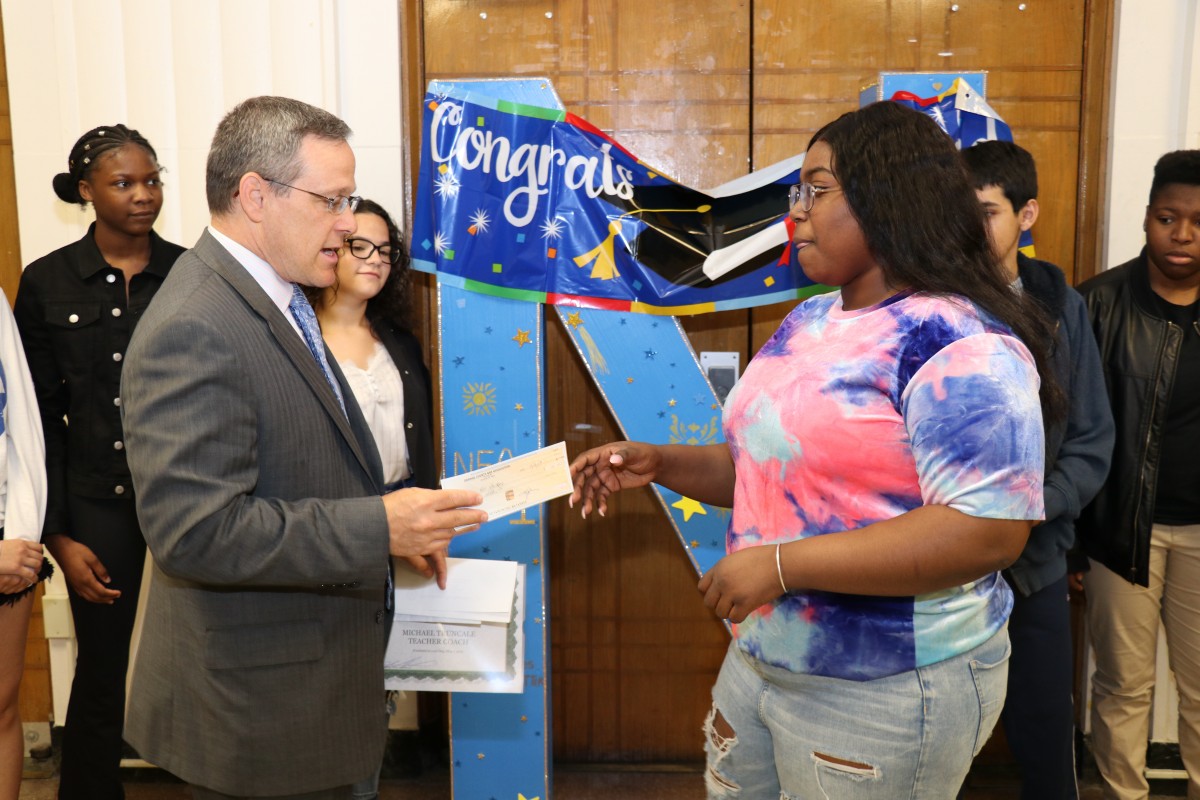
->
xmin=121 ymin=230 xmax=391 ymax=795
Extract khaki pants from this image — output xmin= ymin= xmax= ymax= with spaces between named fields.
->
xmin=1085 ymin=523 xmax=1200 ymax=800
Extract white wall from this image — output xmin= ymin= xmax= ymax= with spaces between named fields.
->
xmin=1103 ymin=0 xmax=1200 ymax=268
xmin=0 ymin=0 xmax=406 ymax=267
xmin=0 ymin=0 xmax=406 ymax=726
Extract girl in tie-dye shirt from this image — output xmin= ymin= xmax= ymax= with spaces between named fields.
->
xmin=569 ymin=102 xmax=1063 ymax=798
xmin=723 ymin=289 xmax=1043 ymax=681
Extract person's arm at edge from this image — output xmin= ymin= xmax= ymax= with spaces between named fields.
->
xmin=570 ymin=441 xmax=734 ymax=517
xmin=11 ymin=270 xmax=69 ymax=537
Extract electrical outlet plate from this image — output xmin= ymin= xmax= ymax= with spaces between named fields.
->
xmin=22 ymin=721 xmax=50 ymax=757
xmin=40 ymin=594 xmax=74 ymax=639
xmin=700 ymin=351 xmax=740 ymax=403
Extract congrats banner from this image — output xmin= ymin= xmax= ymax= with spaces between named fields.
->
xmin=412 ymin=82 xmax=814 ymax=315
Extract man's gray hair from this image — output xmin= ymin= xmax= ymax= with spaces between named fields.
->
xmin=206 ymin=96 xmax=352 ymax=215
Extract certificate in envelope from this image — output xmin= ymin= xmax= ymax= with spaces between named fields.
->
xmin=440 ymin=441 xmax=573 ymax=521
xmin=385 ymin=558 xmax=525 ymax=693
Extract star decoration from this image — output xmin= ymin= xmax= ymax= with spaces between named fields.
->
xmin=520 ymin=715 xmax=528 ymax=723
xmin=566 ymin=311 xmax=583 ymax=328
xmin=513 ymin=329 xmax=532 ymax=348
xmin=644 ymin=348 xmax=657 ymax=360
xmin=434 ymin=172 xmax=461 ymax=199
xmin=657 ymin=411 xmax=666 ymax=418
xmin=672 ymin=496 xmax=707 ymax=522
xmin=712 ymin=403 xmax=721 ymax=410
xmin=626 ymin=377 xmax=634 ymax=384
xmin=668 ymin=399 xmax=677 ymax=407
xmin=690 ymin=540 xmax=700 ymax=548
xmin=477 ymin=753 xmax=486 ymax=760
xmin=453 ymin=356 xmax=465 ymax=367
xmin=484 ymin=326 xmax=493 ymax=334
xmin=619 ymin=318 xmax=628 ymax=325
xmin=532 ymin=558 xmax=540 ymax=565
xmin=514 ymin=403 xmax=524 ymax=411
xmin=468 ymin=208 xmax=491 ymax=234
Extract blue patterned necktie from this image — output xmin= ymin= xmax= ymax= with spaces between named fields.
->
xmin=287 ymin=284 xmax=346 ymax=415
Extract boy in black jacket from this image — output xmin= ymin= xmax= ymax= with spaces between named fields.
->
xmin=963 ymin=140 xmax=1114 ymax=799
xmin=1076 ymin=150 xmax=1200 ymax=799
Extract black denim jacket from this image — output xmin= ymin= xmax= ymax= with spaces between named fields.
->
xmin=14 ymin=224 xmax=184 ymax=534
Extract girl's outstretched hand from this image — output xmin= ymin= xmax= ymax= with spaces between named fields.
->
xmin=569 ymin=441 xmax=661 ymax=518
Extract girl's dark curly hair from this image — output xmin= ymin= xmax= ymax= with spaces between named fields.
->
xmin=809 ymin=101 xmax=1065 ymax=422
xmin=310 ymin=199 xmax=416 ymax=332
xmin=53 ymin=124 xmax=159 ymax=207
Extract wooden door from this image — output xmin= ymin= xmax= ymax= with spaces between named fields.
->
xmin=410 ymin=0 xmax=1110 ymax=763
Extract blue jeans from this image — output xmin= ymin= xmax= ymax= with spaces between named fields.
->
xmin=705 ymin=626 xmax=1010 ymax=799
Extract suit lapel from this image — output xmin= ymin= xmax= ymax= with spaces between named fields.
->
xmin=194 ymin=231 xmax=379 ymax=484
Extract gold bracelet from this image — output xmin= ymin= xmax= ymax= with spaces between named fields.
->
xmin=775 ymin=543 xmax=788 ymax=594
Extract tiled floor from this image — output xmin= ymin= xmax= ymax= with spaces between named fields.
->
xmin=17 ymin=762 xmax=1190 ymax=799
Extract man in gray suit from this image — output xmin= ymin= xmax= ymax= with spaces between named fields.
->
xmin=121 ymin=96 xmax=486 ymax=799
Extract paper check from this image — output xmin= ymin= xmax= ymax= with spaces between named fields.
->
xmin=441 ymin=441 xmax=573 ymax=521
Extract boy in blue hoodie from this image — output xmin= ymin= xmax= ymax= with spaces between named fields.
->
xmin=963 ymin=140 xmax=1115 ymax=799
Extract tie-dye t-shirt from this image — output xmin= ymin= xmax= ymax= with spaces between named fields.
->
xmin=722 ymin=290 xmax=1045 ymax=681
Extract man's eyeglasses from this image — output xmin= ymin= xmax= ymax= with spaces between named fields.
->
xmin=264 ymin=178 xmax=361 ymax=215
xmin=344 ymin=237 xmax=400 ymax=265
xmin=787 ymin=182 xmax=842 ymax=213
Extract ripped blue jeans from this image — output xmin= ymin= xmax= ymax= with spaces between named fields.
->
xmin=704 ymin=627 xmax=1009 ymax=799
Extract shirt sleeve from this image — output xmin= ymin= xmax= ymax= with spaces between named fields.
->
xmin=901 ymin=332 xmax=1045 ymax=521
xmin=0 ymin=291 xmax=47 ymax=540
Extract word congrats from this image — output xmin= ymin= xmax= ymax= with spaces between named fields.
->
xmin=429 ymin=99 xmax=635 ymax=227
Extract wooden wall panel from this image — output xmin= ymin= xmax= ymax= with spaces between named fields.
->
xmin=0 ymin=10 xmax=22 ymax=304
xmin=414 ymin=0 xmax=1109 ymax=764
xmin=19 ymin=587 xmax=51 ymax=725
xmin=0 ymin=7 xmax=52 ymax=728
xmin=750 ymin=0 xmax=1095 ymax=354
